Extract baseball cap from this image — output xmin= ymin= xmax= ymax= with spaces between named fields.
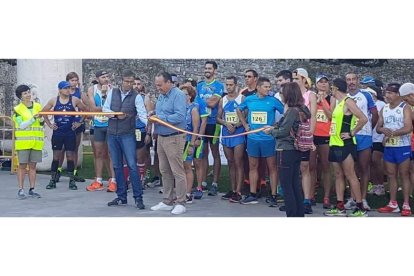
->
xmin=58 ymin=81 xmax=71 ymax=90
xmin=95 ymin=70 xmax=109 ymax=78
xmin=316 ymin=74 xmax=329 ymax=83
xmin=184 ymin=77 xmax=197 ymax=87
xmin=294 ymin=68 xmax=308 ymax=79
xmin=399 ymin=82 xmax=414 ymax=96
xmin=360 ymin=76 xmax=376 ymax=85
xmin=171 ymin=75 xmax=179 ymax=83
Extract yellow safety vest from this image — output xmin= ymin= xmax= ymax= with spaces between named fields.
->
xmin=13 ymin=102 xmax=44 ymax=150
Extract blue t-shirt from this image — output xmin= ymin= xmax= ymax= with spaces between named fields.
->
xmin=186 ymin=102 xmax=198 ymax=141
xmin=196 ymin=79 xmax=224 ymax=124
xmin=238 ymin=94 xmax=284 ymax=140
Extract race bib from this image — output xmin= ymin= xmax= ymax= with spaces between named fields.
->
xmin=94 ymin=115 xmax=109 ymax=123
xmin=206 ymin=107 xmax=212 ymax=116
xmin=251 ymin=112 xmax=267 ymax=124
xmin=385 ymin=136 xmax=400 ymax=147
xmin=329 ymin=122 xmax=337 ymax=135
xmin=135 ymin=129 xmax=142 ymax=142
xmin=316 ymin=110 xmax=328 ymax=123
xmin=225 ymin=112 xmax=239 ymax=124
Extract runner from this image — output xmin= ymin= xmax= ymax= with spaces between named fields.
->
xmin=55 ymin=72 xmax=87 ymax=183
xmin=399 ymin=83 xmax=414 ymax=199
xmin=324 ymin=78 xmax=368 ymax=217
xmin=236 ymin=77 xmax=284 ymax=205
xmin=344 ymin=72 xmax=378 ymax=211
xmin=309 ymin=74 xmax=335 ymax=209
xmin=42 ymin=81 xmax=88 ymax=190
xmin=377 ymin=83 xmax=412 ymax=216
xmin=86 ymin=70 xmax=117 ymax=192
xmin=134 ymin=77 xmax=154 ymax=188
xmin=366 ymin=86 xmax=386 ymax=196
xmin=196 ymin=61 xmax=224 ymax=196
xmin=217 ymin=76 xmax=245 ymax=203
xmin=181 ymin=84 xmax=207 ymax=203
xmin=292 ymin=68 xmax=317 ymax=214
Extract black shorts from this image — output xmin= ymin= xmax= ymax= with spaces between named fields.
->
xmin=372 ymin=142 xmax=384 ymax=153
xmin=136 ymin=131 xmax=148 ymax=149
xmin=52 ymin=135 xmax=76 ymax=151
xmin=75 ymin=123 xmax=85 ymax=134
xmin=94 ymin=127 xmax=108 ymax=142
xmin=314 ymin=136 xmax=330 ymax=146
xmin=329 ymin=144 xmax=357 ymax=163
xmin=205 ymin=124 xmax=220 ymax=145
xmin=300 ymin=150 xmax=310 ymax=162
xmin=411 ymin=151 xmax=414 ymax=161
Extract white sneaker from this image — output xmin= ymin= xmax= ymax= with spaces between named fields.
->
xmin=152 ymin=179 xmax=161 ymax=187
xmin=171 ymin=204 xmax=186 ymax=215
xmin=362 ymin=199 xmax=371 ymax=211
xmin=344 ymin=198 xmax=356 ymax=210
xmin=150 ymin=202 xmax=174 ymax=211
xmin=374 ymin=185 xmax=385 ymax=196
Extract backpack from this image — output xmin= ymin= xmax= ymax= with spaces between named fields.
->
xmin=290 ymin=107 xmax=314 ymax=152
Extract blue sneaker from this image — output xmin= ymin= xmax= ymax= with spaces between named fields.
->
xmin=208 ymin=185 xmax=218 ymax=196
xmin=193 ymin=189 xmax=203 ymax=200
xmin=304 ymin=202 xmax=313 ymax=214
xmin=240 ymin=195 xmax=258 ymax=205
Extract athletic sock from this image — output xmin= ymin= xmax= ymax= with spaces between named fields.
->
xmin=336 ymin=201 xmax=345 ymax=210
xmin=356 ymin=202 xmax=364 ymax=210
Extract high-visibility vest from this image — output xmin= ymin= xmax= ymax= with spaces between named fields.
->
xmin=13 ymin=102 xmax=44 ymax=150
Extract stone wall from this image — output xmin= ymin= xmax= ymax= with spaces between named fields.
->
xmin=3 ymin=59 xmax=414 ymax=115
xmin=82 ymin=59 xmax=414 ymax=93
xmin=0 ymin=61 xmax=17 ymax=117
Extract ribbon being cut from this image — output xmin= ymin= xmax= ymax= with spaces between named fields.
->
xmin=149 ymin=116 xmax=266 ymax=138
xmin=37 ymin=112 xmax=267 ymax=138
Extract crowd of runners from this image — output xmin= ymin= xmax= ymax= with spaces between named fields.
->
xmin=10 ymin=60 xmax=414 ymax=217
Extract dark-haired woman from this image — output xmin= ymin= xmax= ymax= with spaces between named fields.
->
xmin=264 ymin=82 xmax=310 ymax=217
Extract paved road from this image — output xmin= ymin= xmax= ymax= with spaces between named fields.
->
xmin=0 ymin=171 xmax=396 ymax=217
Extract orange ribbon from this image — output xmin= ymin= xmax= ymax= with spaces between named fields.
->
xmin=38 ymin=111 xmax=124 ymax=116
xmin=149 ymin=116 xmax=266 ymax=138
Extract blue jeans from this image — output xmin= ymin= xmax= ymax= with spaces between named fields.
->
xmin=108 ymin=134 xmax=143 ymax=201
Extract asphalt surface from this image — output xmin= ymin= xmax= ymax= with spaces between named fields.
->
xmin=0 ymin=171 xmax=397 ymax=217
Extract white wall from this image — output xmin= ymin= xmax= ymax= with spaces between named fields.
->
xmin=17 ymin=59 xmax=82 ymax=171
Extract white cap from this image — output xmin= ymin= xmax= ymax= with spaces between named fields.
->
xmin=294 ymin=68 xmax=308 ymax=78
xmin=399 ymin=83 xmax=414 ymax=96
